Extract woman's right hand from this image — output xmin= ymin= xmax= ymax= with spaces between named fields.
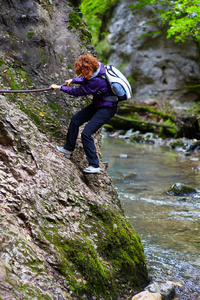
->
xmin=65 ymin=79 xmax=73 ymax=86
xmin=50 ymin=84 xmax=61 ymax=90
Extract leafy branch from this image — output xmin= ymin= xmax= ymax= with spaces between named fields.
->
xmin=128 ymin=0 xmax=200 ymax=43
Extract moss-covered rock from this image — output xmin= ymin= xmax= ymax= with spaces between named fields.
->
xmin=68 ymin=11 xmax=92 ymax=45
xmin=159 ymin=120 xmax=177 ymax=138
xmin=0 ymin=95 xmax=148 ymax=299
xmin=167 ymin=183 xmax=197 ymax=196
xmin=37 ymin=202 xmax=148 ymax=299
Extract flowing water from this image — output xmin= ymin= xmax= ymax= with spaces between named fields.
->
xmin=101 ymin=134 xmax=200 ymax=300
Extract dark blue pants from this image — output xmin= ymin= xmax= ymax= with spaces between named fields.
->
xmin=64 ymin=104 xmax=117 ymax=167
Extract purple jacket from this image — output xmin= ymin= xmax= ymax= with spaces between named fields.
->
xmin=60 ymin=63 xmax=117 ymax=108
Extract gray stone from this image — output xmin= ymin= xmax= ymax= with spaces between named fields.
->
xmin=145 ymin=281 xmax=176 ymax=300
xmin=102 ymin=0 xmax=200 ymax=102
xmin=167 ymin=182 xmax=197 ymax=196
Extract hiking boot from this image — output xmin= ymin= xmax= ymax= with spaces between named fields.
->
xmin=55 ymin=145 xmax=72 ymax=158
xmin=83 ymin=166 xmax=101 ymax=174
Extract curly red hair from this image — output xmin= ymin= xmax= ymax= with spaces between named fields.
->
xmin=74 ymin=54 xmax=99 ymax=75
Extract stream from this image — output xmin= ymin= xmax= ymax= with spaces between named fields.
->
xmin=101 ymin=133 xmax=200 ymax=300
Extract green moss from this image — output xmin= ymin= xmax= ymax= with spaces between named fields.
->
xmin=88 ymin=205 xmax=148 ymax=287
xmin=0 ymin=57 xmax=67 ymax=138
xmin=27 ymin=28 xmax=35 ymax=38
xmin=49 ymin=102 xmax=58 ymax=110
xmin=159 ymin=119 xmax=177 ymax=138
xmin=26 ymin=261 xmax=45 ymax=273
xmin=109 ymin=113 xmax=154 ymax=132
xmin=18 ymin=103 xmax=40 ymax=125
xmin=1 ymin=64 xmax=32 ymax=91
xmin=42 ymin=54 xmax=47 ymax=65
xmin=59 ymin=238 xmax=112 ymax=297
xmin=69 ymin=11 xmax=82 ymax=29
xmin=68 ymin=11 xmax=92 ymax=44
xmin=80 ymin=27 xmax=92 ymax=44
xmin=14 ymin=283 xmax=52 ymax=300
xmin=167 ymin=183 xmax=197 ymax=196
xmin=12 ymin=93 xmax=64 ymax=137
xmin=169 ymin=139 xmax=185 ymax=149
xmin=0 ymin=57 xmax=6 ymax=66
xmin=128 ymin=113 xmax=140 ymax=120
xmin=103 ymin=124 xmax=114 ymax=131
xmin=123 ymin=104 xmax=175 ymax=121
xmin=38 ymin=205 xmax=148 ymax=299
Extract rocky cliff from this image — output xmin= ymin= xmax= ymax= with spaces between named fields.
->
xmin=100 ymin=0 xmax=200 ymax=102
xmin=0 ymin=0 xmax=148 ymax=299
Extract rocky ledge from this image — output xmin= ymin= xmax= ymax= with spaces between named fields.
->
xmin=0 ymin=95 xmax=148 ymax=299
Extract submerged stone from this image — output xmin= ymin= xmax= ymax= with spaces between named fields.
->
xmin=167 ymin=183 xmax=197 ymax=196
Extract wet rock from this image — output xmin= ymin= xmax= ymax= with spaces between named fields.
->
xmin=132 ymin=291 xmax=161 ymax=300
xmin=182 ymin=139 xmax=200 ymax=154
xmin=175 ymin=115 xmax=199 ymax=139
xmin=166 ymin=183 xmax=197 ymax=196
xmin=145 ymin=281 xmax=176 ymax=300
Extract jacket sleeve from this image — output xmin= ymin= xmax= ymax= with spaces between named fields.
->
xmin=72 ymin=77 xmax=84 ymax=84
xmin=60 ymin=78 xmax=101 ymax=97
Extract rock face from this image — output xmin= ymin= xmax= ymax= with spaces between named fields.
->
xmin=0 ymin=0 xmax=91 ymax=85
xmin=0 ymin=0 xmax=148 ymax=299
xmin=0 ymin=95 xmax=148 ymax=298
xmin=101 ymin=0 xmax=200 ymax=102
xmin=0 ymin=0 xmax=94 ymax=140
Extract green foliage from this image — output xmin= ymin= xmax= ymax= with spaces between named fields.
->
xmin=80 ymin=0 xmax=117 ymax=44
xmin=128 ymin=0 xmax=200 ymax=42
xmin=95 ymin=39 xmax=111 ymax=63
xmin=128 ymin=75 xmax=136 ymax=84
xmin=161 ymin=0 xmax=200 ymax=42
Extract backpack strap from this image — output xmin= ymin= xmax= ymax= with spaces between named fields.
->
xmin=103 ymin=95 xmax=118 ymax=102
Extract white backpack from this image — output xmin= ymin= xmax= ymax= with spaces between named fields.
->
xmin=103 ymin=65 xmax=132 ymax=102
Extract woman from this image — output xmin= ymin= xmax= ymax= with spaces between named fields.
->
xmin=50 ymin=54 xmax=118 ymax=174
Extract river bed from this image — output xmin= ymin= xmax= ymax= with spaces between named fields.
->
xmin=101 ymin=134 xmax=200 ymax=300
